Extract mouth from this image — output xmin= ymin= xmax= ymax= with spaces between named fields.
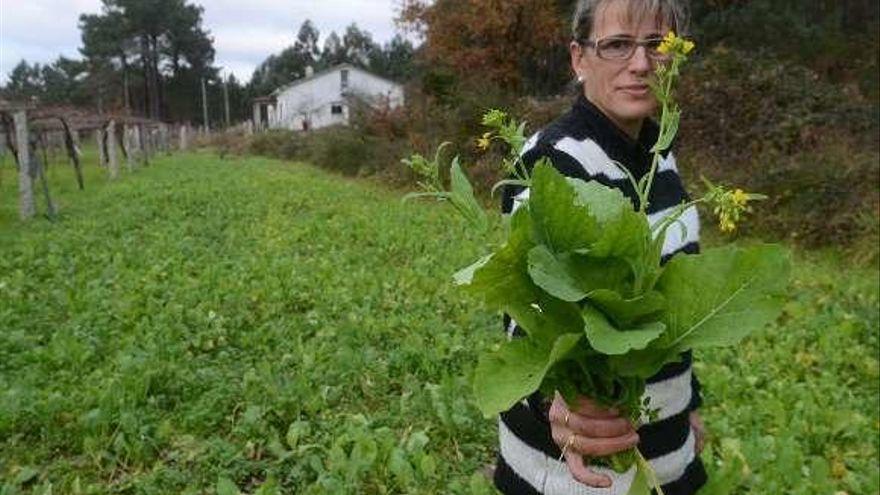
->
xmin=618 ymin=84 xmax=650 ymax=97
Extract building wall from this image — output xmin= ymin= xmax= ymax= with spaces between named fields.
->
xmin=270 ymin=66 xmax=403 ymax=131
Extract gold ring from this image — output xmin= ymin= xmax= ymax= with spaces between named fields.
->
xmin=563 ymin=410 xmax=572 ymax=427
xmin=561 ymin=433 xmax=577 ymax=457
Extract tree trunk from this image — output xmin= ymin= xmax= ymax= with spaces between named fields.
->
xmin=150 ymin=35 xmax=162 ymax=120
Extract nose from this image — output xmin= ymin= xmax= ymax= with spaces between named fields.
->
xmin=628 ymin=45 xmax=652 ymax=74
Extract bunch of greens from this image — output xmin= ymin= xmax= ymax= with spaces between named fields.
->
xmin=402 ymin=33 xmax=790 ymax=494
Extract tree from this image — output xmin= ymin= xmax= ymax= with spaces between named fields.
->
xmin=294 ymin=20 xmax=321 ymax=67
xmin=341 ymin=24 xmax=379 ymax=67
xmin=398 ymin=0 xmax=569 ymax=93
xmin=78 ymin=0 xmax=215 ymax=120
xmin=250 ymin=20 xmax=323 ymax=96
xmin=320 ymin=32 xmax=347 ymax=68
xmin=368 ymin=34 xmax=416 ymax=82
xmin=41 ymin=57 xmax=89 ymax=105
xmin=3 ymin=61 xmax=43 ymax=101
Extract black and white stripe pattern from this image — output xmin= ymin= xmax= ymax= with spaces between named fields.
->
xmin=495 ymin=95 xmax=706 ymax=494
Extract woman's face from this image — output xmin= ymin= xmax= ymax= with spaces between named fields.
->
xmin=571 ymin=2 xmax=668 ymax=137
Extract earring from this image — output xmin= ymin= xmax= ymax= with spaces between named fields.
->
xmin=576 ymin=74 xmax=584 ymax=83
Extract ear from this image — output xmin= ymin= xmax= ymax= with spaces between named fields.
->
xmin=570 ymin=41 xmax=584 ymax=78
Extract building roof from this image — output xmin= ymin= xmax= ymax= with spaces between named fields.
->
xmin=268 ymin=63 xmax=401 ymax=98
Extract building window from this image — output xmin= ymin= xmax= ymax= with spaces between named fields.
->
xmin=331 ymin=104 xmax=344 ymax=115
xmin=340 ymin=69 xmax=349 ymax=90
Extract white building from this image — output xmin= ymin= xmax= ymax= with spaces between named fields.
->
xmin=256 ymin=63 xmax=404 ymax=131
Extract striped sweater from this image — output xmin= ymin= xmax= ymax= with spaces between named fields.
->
xmin=495 ymin=94 xmax=707 ymax=494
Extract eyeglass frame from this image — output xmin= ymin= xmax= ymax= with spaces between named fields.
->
xmin=575 ymin=35 xmax=671 ymax=62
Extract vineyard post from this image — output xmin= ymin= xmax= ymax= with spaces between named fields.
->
xmin=106 ymin=119 xmax=119 ymax=179
xmin=142 ymin=125 xmax=150 ymax=163
xmin=14 ymin=110 xmax=35 ymax=220
xmin=133 ymin=124 xmax=143 ymax=166
xmin=124 ymin=125 xmax=134 ymax=171
xmin=95 ymin=129 xmax=106 ymax=167
xmin=71 ymin=128 xmax=80 ymax=150
xmin=179 ymin=125 xmax=188 ymax=151
xmin=161 ymin=124 xmax=170 ymax=154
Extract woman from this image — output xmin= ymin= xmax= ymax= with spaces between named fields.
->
xmin=496 ymin=0 xmax=707 ymax=493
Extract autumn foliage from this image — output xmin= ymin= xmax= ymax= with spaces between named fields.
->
xmin=399 ymin=0 xmax=571 ymax=92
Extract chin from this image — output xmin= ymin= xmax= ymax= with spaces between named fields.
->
xmin=616 ymin=101 xmax=657 ymax=121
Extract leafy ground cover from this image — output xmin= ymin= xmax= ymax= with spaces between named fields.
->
xmin=0 ymin=152 xmax=877 ymax=494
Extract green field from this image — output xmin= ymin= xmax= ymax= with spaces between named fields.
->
xmin=1 ymin=152 xmax=877 ymax=494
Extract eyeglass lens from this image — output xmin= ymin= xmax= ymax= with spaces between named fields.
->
xmin=597 ymin=37 xmax=666 ymax=60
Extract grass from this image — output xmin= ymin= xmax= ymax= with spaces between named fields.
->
xmin=0 ymin=150 xmax=877 ymax=494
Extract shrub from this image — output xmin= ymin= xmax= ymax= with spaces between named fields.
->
xmin=677 ymin=47 xmax=879 ymax=160
xmin=249 ymin=130 xmax=304 ymax=160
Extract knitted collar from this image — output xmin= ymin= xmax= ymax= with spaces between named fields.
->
xmin=571 ymin=93 xmax=665 ymax=179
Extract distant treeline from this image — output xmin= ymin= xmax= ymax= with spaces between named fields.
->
xmin=2 ymin=0 xmax=877 ymax=125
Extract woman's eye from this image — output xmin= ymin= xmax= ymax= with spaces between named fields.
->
xmin=606 ymin=39 xmax=632 ymax=51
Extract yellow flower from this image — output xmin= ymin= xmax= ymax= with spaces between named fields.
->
xmin=682 ymin=40 xmax=695 ymax=54
xmin=657 ymin=32 xmax=674 ymax=54
xmin=731 ymin=188 xmax=749 ymax=207
xmin=657 ymin=31 xmax=695 ymax=57
xmin=477 ymin=132 xmax=492 ymax=150
xmin=719 ymin=215 xmax=736 ymax=233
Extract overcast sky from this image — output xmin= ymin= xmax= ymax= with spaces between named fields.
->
xmin=0 ymin=0 xmax=402 ymax=84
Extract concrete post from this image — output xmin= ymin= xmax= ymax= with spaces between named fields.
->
xmin=179 ymin=125 xmax=188 ymax=151
xmin=14 ymin=110 xmax=35 ymax=220
xmin=95 ymin=129 xmax=106 ymax=167
xmin=124 ymin=125 xmax=134 ymax=171
xmin=106 ymin=120 xmax=119 ymax=179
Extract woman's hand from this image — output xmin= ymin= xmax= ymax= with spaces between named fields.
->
xmin=548 ymin=392 xmax=640 ymax=488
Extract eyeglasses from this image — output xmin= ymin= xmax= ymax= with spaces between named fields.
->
xmin=577 ymin=35 xmax=671 ymax=61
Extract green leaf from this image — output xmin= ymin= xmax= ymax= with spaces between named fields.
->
xmin=253 ymin=477 xmax=279 ymax=495
xmin=651 ymin=106 xmax=681 ymax=153
xmin=568 ymin=180 xmax=649 ymax=256
xmin=632 ymin=449 xmax=663 ymax=495
xmin=448 ymin=156 xmax=487 ymax=231
xmin=529 ymin=163 xmax=599 ymax=252
xmin=453 ymin=254 xmax=493 ymax=286
xmin=527 ymin=247 xmax=633 ymax=303
xmin=608 ymin=347 xmax=683 ymax=378
xmin=588 ymin=289 xmax=665 ymax=327
xmin=473 ymin=333 xmax=582 ymax=417
xmin=527 ymin=245 xmax=588 ymax=301
xmin=567 ymin=179 xmax=656 ymax=289
xmin=459 ymin=208 xmax=581 ymax=346
xmin=14 ymin=467 xmax=39 ymax=486
xmin=285 ymin=420 xmax=310 ymax=450
xmin=656 ymin=244 xmax=790 ymax=352
xmin=456 ymin=206 xmax=534 ymax=309
xmin=568 ymin=179 xmax=631 ymax=225
xmin=628 ymin=463 xmax=652 ymax=495
xmin=216 ymin=477 xmax=239 ymax=495
xmin=582 ymin=304 xmax=664 ymax=355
